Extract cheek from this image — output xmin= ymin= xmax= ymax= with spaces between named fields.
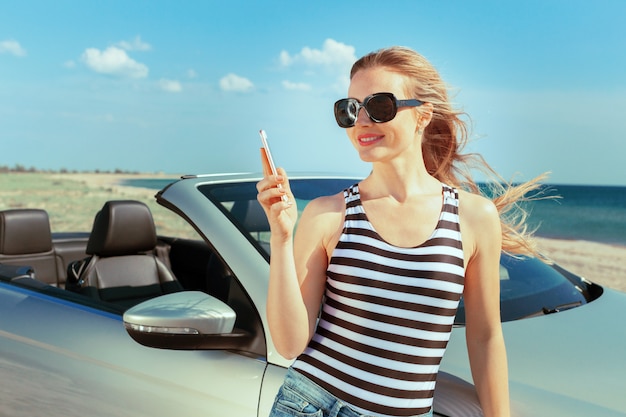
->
xmin=394 ymin=111 xmax=420 ymax=133
xmin=408 ymin=108 xmax=422 ymax=125
xmin=345 ymin=128 xmax=359 ymax=146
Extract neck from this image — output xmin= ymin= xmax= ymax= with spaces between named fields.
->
xmin=363 ymin=161 xmax=441 ymax=203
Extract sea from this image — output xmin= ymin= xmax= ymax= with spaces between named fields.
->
xmin=124 ymin=179 xmax=626 ymax=247
xmin=519 ymin=184 xmax=626 ymax=246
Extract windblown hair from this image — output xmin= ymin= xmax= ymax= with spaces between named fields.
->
xmin=351 ymin=46 xmax=548 ymax=258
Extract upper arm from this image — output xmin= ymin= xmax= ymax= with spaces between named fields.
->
xmin=460 ymin=192 xmax=503 ymax=338
xmin=292 ymin=193 xmax=344 ymax=338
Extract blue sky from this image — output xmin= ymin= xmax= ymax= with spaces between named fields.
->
xmin=1 ymin=1 xmax=625 ymax=185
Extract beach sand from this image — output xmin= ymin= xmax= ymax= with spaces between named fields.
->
xmin=535 ymin=238 xmax=626 ymax=292
xmin=2 ymin=172 xmax=625 ymax=293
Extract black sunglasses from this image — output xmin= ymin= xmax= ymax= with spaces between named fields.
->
xmin=334 ymin=92 xmax=424 ymax=128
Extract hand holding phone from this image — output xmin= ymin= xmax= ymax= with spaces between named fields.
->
xmin=259 ymin=129 xmax=288 ymax=202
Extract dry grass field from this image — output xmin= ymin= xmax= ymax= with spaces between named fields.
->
xmin=0 ymin=172 xmax=197 ymax=239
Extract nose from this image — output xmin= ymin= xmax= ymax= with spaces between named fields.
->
xmin=354 ymin=104 xmax=372 ymax=126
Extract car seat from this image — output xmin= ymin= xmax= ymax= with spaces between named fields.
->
xmin=66 ymin=200 xmax=183 ymax=309
xmin=0 ymin=208 xmax=59 ymax=285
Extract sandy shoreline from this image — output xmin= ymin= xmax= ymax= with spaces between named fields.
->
xmin=535 ymin=237 xmax=626 ymax=291
xmin=1 ymin=172 xmax=625 ymax=292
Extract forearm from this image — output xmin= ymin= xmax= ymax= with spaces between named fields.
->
xmin=467 ymin=329 xmax=511 ymax=417
xmin=266 ymin=237 xmax=311 ymax=359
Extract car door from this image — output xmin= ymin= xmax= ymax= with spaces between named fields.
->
xmin=0 ymin=282 xmax=268 ymax=417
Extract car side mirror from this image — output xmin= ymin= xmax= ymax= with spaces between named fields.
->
xmin=123 ymin=291 xmax=253 ymax=351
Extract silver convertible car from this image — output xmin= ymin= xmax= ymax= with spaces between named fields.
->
xmin=0 ymin=173 xmax=625 ymax=417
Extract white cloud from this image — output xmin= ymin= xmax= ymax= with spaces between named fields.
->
xmin=0 ymin=40 xmax=27 ymax=57
xmin=159 ymin=78 xmax=182 ymax=92
xmin=64 ymin=60 xmax=76 ymax=68
xmin=279 ymin=39 xmax=356 ymax=71
xmin=81 ymin=46 xmax=149 ymax=78
xmin=282 ymin=80 xmax=312 ymax=91
xmin=117 ymin=36 xmax=152 ymax=52
xmin=187 ymin=69 xmax=198 ymax=79
xmin=279 ymin=50 xmax=292 ymax=67
xmin=278 ymin=39 xmax=356 ymax=94
xmin=219 ymin=73 xmax=254 ymax=92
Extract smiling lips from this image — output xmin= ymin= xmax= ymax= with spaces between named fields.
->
xmin=358 ymin=134 xmax=383 ymax=146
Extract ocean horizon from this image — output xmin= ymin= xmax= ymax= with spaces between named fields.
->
xmin=521 ymin=183 xmax=626 ymax=246
xmin=123 ymin=178 xmax=626 ymax=247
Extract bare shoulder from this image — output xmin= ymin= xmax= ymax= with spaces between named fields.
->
xmin=296 ymin=191 xmax=345 ymax=248
xmin=299 ymin=191 xmax=345 ymax=232
xmin=457 ymin=189 xmax=499 ymax=226
xmin=301 ymin=191 xmax=345 ymax=218
xmin=457 ymin=190 xmax=501 ymax=258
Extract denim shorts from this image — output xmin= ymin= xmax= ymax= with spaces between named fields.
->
xmin=268 ymin=367 xmax=433 ymax=417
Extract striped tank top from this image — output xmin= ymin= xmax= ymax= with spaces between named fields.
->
xmin=292 ymin=183 xmax=465 ymax=417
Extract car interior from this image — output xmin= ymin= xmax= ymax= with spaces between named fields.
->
xmin=65 ymin=200 xmax=184 ymax=309
xmin=0 ymin=200 xmax=266 ymax=357
xmin=0 ymin=208 xmax=60 ymax=286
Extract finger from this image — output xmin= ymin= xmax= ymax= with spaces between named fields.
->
xmin=256 ymin=177 xmax=270 ymax=194
xmin=270 ymin=199 xmax=293 ymax=215
xmin=257 ymin=183 xmax=286 ymax=205
xmin=258 ymin=167 xmax=290 ymax=203
xmin=256 ymin=176 xmax=281 ymax=196
xmin=275 ymin=167 xmax=291 ymax=191
xmin=256 ymin=188 xmax=272 ymax=211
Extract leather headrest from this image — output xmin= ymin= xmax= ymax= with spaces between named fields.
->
xmin=0 ymin=209 xmax=53 ymax=255
xmin=86 ymin=200 xmax=157 ymax=257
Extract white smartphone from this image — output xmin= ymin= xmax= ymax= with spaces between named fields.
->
xmin=259 ymin=129 xmax=278 ymax=176
xmin=259 ymin=129 xmax=288 ymax=202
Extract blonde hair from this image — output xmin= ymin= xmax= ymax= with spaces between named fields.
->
xmin=351 ymin=46 xmax=547 ymax=258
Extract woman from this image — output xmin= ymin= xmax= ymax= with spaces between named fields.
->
xmin=258 ymin=46 xmax=539 ymax=417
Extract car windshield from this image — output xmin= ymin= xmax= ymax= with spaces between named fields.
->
xmin=200 ymin=178 xmax=602 ymax=325
xmin=200 ymin=178 xmax=358 ymax=258
xmin=455 ymin=254 xmax=600 ymax=323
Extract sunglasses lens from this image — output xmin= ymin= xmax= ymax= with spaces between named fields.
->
xmin=334 ymin=99 xmax=359 ymax=128
xmin=366 ymin=94 xmax=396 ymax=123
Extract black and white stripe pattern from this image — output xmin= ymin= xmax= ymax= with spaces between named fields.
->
xmin=293 ymin=184 xmax=465 ymax=417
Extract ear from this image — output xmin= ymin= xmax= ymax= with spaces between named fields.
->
xmin=417 ymin=102 xmax=434 ymax=131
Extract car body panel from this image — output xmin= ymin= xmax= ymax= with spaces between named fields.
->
xmin=442 ymin=288 xmax=626 ymax=415
xmin=0 ymin=283 xmax=269 ymax=417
